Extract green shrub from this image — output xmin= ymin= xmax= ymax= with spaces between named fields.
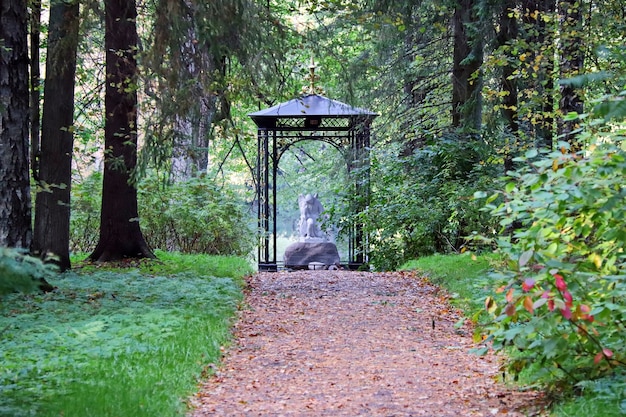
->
xmin=69 ymin=172 xmax=102 ymax=253
xmin=476 ymin=143 xmax=626 ymax=387
xmin=70 ymin=173 xmax=254 ymax=256
xmin=0 ymin=247 xmax=56 ymax=296
xmin=362 ymin=136 xmax=501 ymax=270
xmin=138 ymin=175 xmax=254 ymax=256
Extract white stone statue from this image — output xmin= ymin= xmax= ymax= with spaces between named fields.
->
xmin=298 ymin=193 xmax=326 ymax=242
xmin=284 ymin=193 xmax=341 ymax=268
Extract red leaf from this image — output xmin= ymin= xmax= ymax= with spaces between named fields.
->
xmin=554 ymin=274 xmax=567 ymax=291
xmin=560 ymin=307 xmax=572 ymax=320
xmin=594 ymin=348 xmax=613 ymax=364
xmin=562 ymin=290 xmax=573 ymax=307
xmin=548 ymin=299 xmax=555 ymax=311
xmin=522 ymin=278 xmax=535 ymax=292
xmin=594 ymin=351 xmax=604 ymax=364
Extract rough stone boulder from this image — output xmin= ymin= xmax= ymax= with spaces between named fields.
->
xmin=283 ymin=242 xmax=340 ymax=269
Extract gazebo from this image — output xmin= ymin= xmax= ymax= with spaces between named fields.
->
xmin=249 ymin=63 xmax=377 ymax=271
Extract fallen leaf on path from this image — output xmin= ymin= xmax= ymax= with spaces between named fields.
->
xmin=189 ymin=270 xmax=548 ymax=417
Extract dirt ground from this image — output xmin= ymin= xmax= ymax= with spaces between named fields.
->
xmin=189 ymin=270 xmax=547 ymax=416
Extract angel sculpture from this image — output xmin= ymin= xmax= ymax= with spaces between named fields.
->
xmin=298 ymin=193 xmax=326 ymax=241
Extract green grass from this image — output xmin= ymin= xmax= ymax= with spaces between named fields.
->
xmin=550 ymin=371 xmax=626 ymax=417
xmin=0 ymin=252 xmax=253 ymax=417
xmin=400 ymin=252 xmax=501 ymax=316
xmin=400 ymin=252 xmax=626 ymax=417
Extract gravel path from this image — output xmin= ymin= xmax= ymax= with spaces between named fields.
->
xmin=189 ymin=270 xmax=546 ymax=416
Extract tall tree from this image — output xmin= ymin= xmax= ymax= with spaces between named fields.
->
xmin=33 ymin=0 xmax=80 ymax=271
xmin=451 ymin=0 xmax=483 ymax=130
xmin=0 ymin=0 xmax=32 ymax=248
xmin=520 ymin=0 xmax=556 ymax=149
xmin=89 ymin=0 xmax=154 ymax=262
xmin=557 ymin=0 xmax=584 ymax=147
xmin=149 ymin=0 xmax=227 ymax=180
xmin=29 ymin=0 xmax=41 ymax=181
xmin=143 ymin=0 xmax=276 ymax=180
xmin=139 ymin=0 xmax=288 ymax=180
xmin=496 ymin=0 xmax=519 ymax=172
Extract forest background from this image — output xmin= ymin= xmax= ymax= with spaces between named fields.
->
xmin=1 ymin=0 xmax=625 ymax=415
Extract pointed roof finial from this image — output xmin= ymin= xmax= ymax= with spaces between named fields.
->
xmin=302 ymin=55 xmax=325 ymax=96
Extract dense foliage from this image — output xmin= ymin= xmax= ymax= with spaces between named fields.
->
xmin=139 ymin=175 xmax=254 ymax=256
xmin=402 ymin=252 xmax=626 ymax=415
xmin=362 ymin=136 xmax=501 ymax=270
xmin=474 ymin=66 xmax=626 ymax=399
xmin=70 ymin=173 xmax=254 ymax=257
xmin=478 ymin=143 xmax=626 ymax=382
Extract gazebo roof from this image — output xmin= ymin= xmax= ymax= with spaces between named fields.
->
xmin=249 ymin=94 xmax=377 ymax=127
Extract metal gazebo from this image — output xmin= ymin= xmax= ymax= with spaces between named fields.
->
xmin=249 ymin=92 xmax=377 ymax=271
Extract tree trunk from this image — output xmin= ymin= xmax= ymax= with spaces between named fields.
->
xmin=451 ymin=0 xmax=483 ymax=131
xmin=521 ymin=0 xmax=556 ymax=149
xmin=33 ymin=0 xmax=80 ymax=271
xmin=0 ymin=0 xmax=32 ymax=249
xmin=89 ymin=0 xmax=154 ymax=262
xmin=496 ymin=0 xmax=519 ymax=172
xmin=557 ymin=0 xmax=584 ymax=148
xmin=171 ymin=96 xmax=215 ymax=180
xmin=29 ymin=0 xmax=41 ymax=182
xmin=150 ymin=0 xmax=236 ymax=180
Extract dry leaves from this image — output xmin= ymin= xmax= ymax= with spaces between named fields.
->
xmin=189 ymin=270 xmax=547 ymax=416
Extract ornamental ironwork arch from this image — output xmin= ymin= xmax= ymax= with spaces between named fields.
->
xmin=249 ymin=93 xmax=377 ymax=271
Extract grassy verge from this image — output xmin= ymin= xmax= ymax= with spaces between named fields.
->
xmin=400 ymin=252 xmax=501 ymax=316
xmin=400 ymin=252 xmax=625 ymax=417
xmin=0 ymin=251 xmax=253 ymax=417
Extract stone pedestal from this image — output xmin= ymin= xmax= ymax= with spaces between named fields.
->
xmin=283 ymin=241 xmax=340 ymax=269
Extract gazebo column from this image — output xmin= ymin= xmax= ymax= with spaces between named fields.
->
xmin=257 ymin=128 xmax=278 ymax=271
xmin=348 ymin=123 xmax=371 ymax=269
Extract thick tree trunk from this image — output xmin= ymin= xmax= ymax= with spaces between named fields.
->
xmin=33 ymin=0 xmax=80 ymax=271
xmin=0 ymin=0 xmax=32 ymax=249
xmin=451 ymin=0 xmax=483 ymax=131
xmin=171 ymin=97 xmax=215 ymax=180
xmin=151 ymin=1 xmax=232 ymax=180
xmin=89 ymin=0 xmax=154 ymax=262
xmin=557 ymin=0 xmax=584 ymax=148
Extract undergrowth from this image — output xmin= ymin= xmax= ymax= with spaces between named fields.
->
xmin=400 ymin=252 xmax=625 ymax=417
xmin=0 ymin=247 xmax=56 ymax=296
xmin=0 ymin=252 xmax=253 ymax=417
